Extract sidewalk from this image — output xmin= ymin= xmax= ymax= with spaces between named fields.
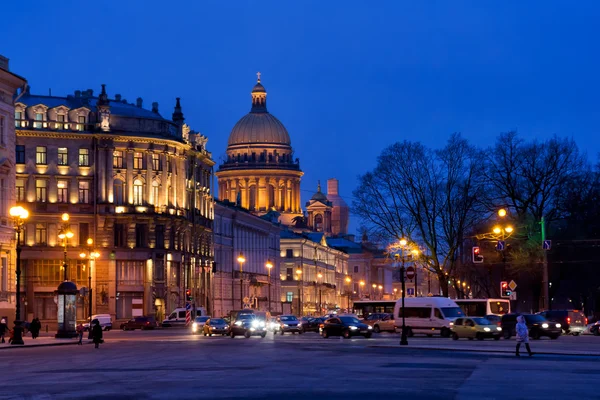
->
xmin=369 ymin=343 xmax=600 ymax=357
xmin=0 ymin=335 xmax=90 ymax=349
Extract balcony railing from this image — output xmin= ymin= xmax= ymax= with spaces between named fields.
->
xmin=15 ymin=119 xmax=95 ymax=132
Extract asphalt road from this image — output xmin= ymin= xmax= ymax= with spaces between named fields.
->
xmin=1 ymin=329 xmax=599 ymax=400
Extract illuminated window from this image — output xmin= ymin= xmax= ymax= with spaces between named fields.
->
xmin=35 ymin=179 xmax=47 ymax=202
xmin=57 ymin=180 xmax=69 ymax=203
xmin=152 ymin=182 xmax=159 ymax=205
xmin=314 ymin=214 xmax=323 ymax=231
xmin=16 ymin=179 xmax=25 ymax=202
xmin=56 ymin=114 xmax=65 ymax=130
xmin=113 ymin=150 xmax=124 ymax=168
xmin=16 ymin=145 xmax=25 ymax=164
xmin=58 ymin=147 xmax=68 ymax=165
xmin=286 ymin=292 xmax=294 ymax=302
xmin=34 ymin=113 xmax=43 ymax=129
xmin=133 ymin=180 xmax=144 ymax=205
xmin=78 ymin=181 xmax=90 ymax=203
xmin=77 ymin=115 xmax=85 ymax=131
xmin=14 ymin=111 xmax=22 ymax=127
xmin=36 ymin=146 xmax=47 ymax=165
xmin=113 ymin=179 xmax=124 ymax=205
xmin=152 ymin=154 xmax=161 ymax=171
xmin=133 ymin=152 xmax=143 ymax=169
xmin=35 ymin=223 xmax=47 ymax=245
xmin=78 ymin=148 xmax=89 ymax=166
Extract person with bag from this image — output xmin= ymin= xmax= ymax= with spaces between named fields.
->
xmin=516 ymin=315 xmax=533 ymax=357
xmin=0 ymin=318 xmax=7 ymax=343
xmin=76 ymin=323 xmax=85 ymax=345
xmin=30 ymin=318 xmax=41 ymax=339
xmin=91 ymin=319 xmax=103 ymax=349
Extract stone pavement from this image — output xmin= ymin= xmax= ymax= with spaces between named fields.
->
xmin=0 ymin=330 xmax=598 ymax=399
xmin=0 ymin=333 xmax=85 ymax=349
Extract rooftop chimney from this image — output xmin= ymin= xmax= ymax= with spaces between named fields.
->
xmin=327 ymin=178 xmax=339 ymax=196
xmin=0 ymin=55 xmax=8 ymax=71
xmin=152 ymin=102 xmax=159 ymax=114
xmin=115 ymin=94 xmax=121 ymax=101
xmin=75 ymin=90 xmax=81 ymax=98
xmin=136 ymin=97 xmax=143 ymax=108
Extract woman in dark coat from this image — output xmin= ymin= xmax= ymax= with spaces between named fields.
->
xmin=30 ymin=318 xmax=41 ymax=339
xmin=91 ymin=320 xmax=103 ymax=349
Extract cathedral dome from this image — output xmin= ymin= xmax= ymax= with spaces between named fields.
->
xmin=227 ymin=74 xmax=291 ymax=147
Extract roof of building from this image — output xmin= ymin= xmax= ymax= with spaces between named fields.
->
xmin=309 ymin=181 xmax=330 ymax=204
xmin=227 ymin=77 xmax=292 ymax=147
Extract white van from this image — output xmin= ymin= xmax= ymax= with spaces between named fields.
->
xmin=393 ymin=297 xmax=464 ymax=337
xmin=83 ymin=314 xmax=113 ymax=331
xmin=162 ymin=307 xmax=207 ymax=327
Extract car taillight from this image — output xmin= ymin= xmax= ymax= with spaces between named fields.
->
xmin=585 ymin=318 xmax=588 ymax=325
xmin=567 ymin=317 xmax=571 ymax=324
xmin=146 ymin=321 xmax=150 ymax=325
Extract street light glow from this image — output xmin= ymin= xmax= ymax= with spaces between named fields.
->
xmin=296 ymin=268 xmax=302 ymax=275
xmin=317 ymin=272 xmax=323 ymax=279
xmin=399 ymin=238 xmax=408 ymax=246
xmin=87 ymin=238 xmax=94 ymax=245
xmin=498 ymin=209 xmax=507 ymax=217
xmin=345 ymin=276 xmax=351 ymax=283
xmin=372 ymin=283 xmax=377 ymax=288
xmin=9 ymin=206 xmax=29 ymax=220
xmin=359 ymin=281 xmax=365 ymax=286
xmin=493 ymin=226 xmax=502 ymax=234
xmin=265 ymin=260 xmax=273 ymax=269
xmin=61 ymin=213 xmax=70 ymax=222
xmin=505 ymin=226 xmax=514 ymax=233
xmin=237 ymin=252 xmax=245 ymax=263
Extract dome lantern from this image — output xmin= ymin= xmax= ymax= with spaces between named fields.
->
xmin=251 ymin=72 xmax=267 ymax=113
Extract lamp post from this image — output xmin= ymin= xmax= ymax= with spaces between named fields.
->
xmin=56 ymin=213 xmax=77 ymax=338
xmin=9 ymin=206 xmax=28 ymax=345
xmin=398 ymin=238 xmax=409 ymax=346
xmin=317 ymin=272 xmax=323 ymax=314
xmin=80 ymin=238 xmax=100 ymax=329
xmin=359 ymin=280 xmax=365 ymax=299
xmin=493 ymin=210 xmax=514 ymax=294
xmin=58 ymin=213 xmax=74 ymax=281
xmin=378 ymin=285 xmax=383 ymax=300
xmin=295 ymin=267 xmax=302 ymax=315
xmin=265 ymin=259 xmax=273 ymax=312
xmin=237 ymin=252 xmax=245 ymax=309
xmin=345 ymin=276 xmax=352 ymax=312
xmin=393 ymin=287 xmax=398 ymax=299
xmin=371 ymin=283 xmax=376 ymax=299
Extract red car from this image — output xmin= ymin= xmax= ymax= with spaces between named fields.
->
xmin=120 ymin=316 xmax=158 ymax=330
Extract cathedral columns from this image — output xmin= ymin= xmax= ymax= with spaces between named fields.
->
xmin=161 ymin=153 xmax=168 ymax=208
xmin=107 ymin=147 xmax=114 ymax=203
xmin=145 ymin=153 xmax=153 ymax=206
xmin=126 ymin=149 xmax=134 ymax=204
xmin=98 ymin=147 xmax=106 ymax=202
xmin=258 ymin=177 xmax=267 ymax=211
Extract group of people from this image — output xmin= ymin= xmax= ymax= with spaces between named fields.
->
xmin=77 ymin=320 xmax=103 ymax=348
xmin=0 ymin=317 xmax=41 ymax=343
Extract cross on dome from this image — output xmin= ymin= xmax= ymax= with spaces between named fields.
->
xmin=257 ymin=71 xmax=261 ymax=82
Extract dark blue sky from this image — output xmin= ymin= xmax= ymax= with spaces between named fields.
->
xmin=3 ymin=1 xmax=600 ymax=235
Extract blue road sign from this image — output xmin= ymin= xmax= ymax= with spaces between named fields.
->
xmin=406 ymin=288 xmax=415 ymax=296
xmin=185 ymin=302 xmax=191 ymax=310
xmin=497 ymin=241 xmax=506 ymax=251
xmin=543 ymin=240 xmax=552 ymax=250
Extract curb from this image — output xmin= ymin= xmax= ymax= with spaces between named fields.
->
xmin=367 ymin=345 xmax=600 ymax=357
xmin=0 ymin=340 xmax=92 ymax=350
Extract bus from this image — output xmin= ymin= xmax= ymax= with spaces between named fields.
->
xmin=352 ymin=300 xmax=396 ymax=318
xmin=454 ymin=298 xmax=511 ymax=317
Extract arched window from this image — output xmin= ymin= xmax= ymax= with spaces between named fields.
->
xmin=152 ymin=181 xmax=160 ymax=206
xmin=249 ymin=185 xmax=257 ymax=211
xmin=113 ymin=179 xmax=124 ymax=205
xmin=268 ymin=185 xmax=275 ymax=208
xmin=133 ymin=179 xmax=144 ymax=205
xmin=314 ymin=214 xmax=323 ymax=231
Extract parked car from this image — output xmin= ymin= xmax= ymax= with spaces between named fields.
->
xmin=501 ymin=313 xmax=561 ymax=340
xmin=300 ymin=317 xmax=324 ymax=333
xmin=202 ymin=318 xmax=229 ymax=336
xmin=451 ymin=317 xmax=502 ymax=340
xmin=538 ymin=310 xmax=587 ymax=335
xmin=485 ymin=314 xmax=502 ymax=326
xmin=230 ymin=314 xmax=266 ymax=339
xmin=83 ymin=314 xmax=113 ymax=331
xmin=162 ymin=307 xmax=207 ymax=328
xmin=120 ymin=316 xmax=157 ymax=331
xmin=191 ymin=316 xmax=211 ymax=334
xmin=363 ymin=313 xmax=395 ymax=333
xmin=320 ymin=316 xmax=373 ymax=339
xmin=278 ymin=315 xmax=303 ymax=334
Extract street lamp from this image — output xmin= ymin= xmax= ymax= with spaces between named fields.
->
xmin=58 ymin=213 xmax=74 ymax=282
xmin=378 ymin=284 xmax=383 ymax=300
xmin=393 ymin=288 xmax=398 ymax=298
xmin=237 ymin=252 xmax=245 ymax=309
xmin=9 ymin=205 xmax=28 ymax=345
xmin=265 ymin=259 xmax=273 ymax=312
xmin=56 ymin=213 xmax=77 ymax=338
xmin=359 ymin=280 xmax=365 ymax=299
xmin=396 ymin=238 xmax=411 ymax=346
xmin=317 ymin=272 xmax=323 ymax=314
xmin=80 ymin=238 xmax=100 ymax=329
xmin=295 ymin=267 xmax=302 ymax=315
xmin=345 ymin=276 xmax=352 ymax=312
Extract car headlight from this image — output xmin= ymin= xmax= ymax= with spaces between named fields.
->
xmin=251 ymin=320 xmax=259 ymax=328
xmin=260 ymin=322 xmax=266 ymax=328
xmin=483 ymin=327 xmax=491 ymax=332
xmin=542 ymin=323 xmax=549 ymax=328
xmin=556 ymin=323 xmax=561 ymax=328
xmin=349 ymin=326 xmax=358 ymax=330
xmin=367 ymin=326 xmax=373 ymax=330
xmin=449 ymin=322 xmax=454 ymax=326
xmin=497 ymin=327 xmax=502 ymax=331
xmin=235 ymin=321 xmax=242 ymax=326
xmin=283 ymin=324 xmax=288 ymax=327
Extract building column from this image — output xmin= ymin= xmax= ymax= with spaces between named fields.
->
xmin=258 ymin=177 xmax=267 ymax=211
xmin=244 ymin=178 xmax=250 ymax=208
xmin=97 ymin=147 xmax=106 ymax=202
xmin=126 ymin=150 xmax=134 ymax=204
xmin=295 ymin=180 xmax=301 ymax=213
xmin=146 ymin=153 xmax=153 ymax=205
xmin=106 ymin=147 xmax=114 ymax=203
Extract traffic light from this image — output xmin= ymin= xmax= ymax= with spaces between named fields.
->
xmin=185 ymin=289 xmax=192 ymax=302
xmin=500 ymin=281 xmax=511 ymax=298
xmin=472 ymin=246 xmax=484 ymax=263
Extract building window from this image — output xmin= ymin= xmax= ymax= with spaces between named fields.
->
xmin=77 ymin=115 xmax=85 ymax=131
xmin=16 ymin=179 xmax=25 ymax=202
xmin=114 ymin=223 xmax=126 ymax=247
xmin=286 ymin=249 xmax=294 ymax=258
xmin=57 ymin=180 xmax=69 ymax=203
xmin=58 ymin=147 xmax=68 ymax=166
xmin=116 ymin=261 xmax=144 ymax=285
xmin=152 ymin=182 xmax=159 ymax=205
xmin=56 ymin=114 xmax=66 ymax=130
xmin=135 ymin=224 xmax=148 ymax=248
xmin=314 ymin=214 xmax=323 ymax=231
xmin=36 ymin=146 xmax=47 ymax=165
xmin=79 ymin=223 xmax=89 ymax=246
xmin=34 ymin=112 xmax=43 ymax=129
xmin=155 ymin=224 xmax=165 ymax=249
xmin=14 ymin=111 xmax=22 ymax=127
xmin=36 ymin=179 xmax=47 ymax=202
xmin=354 ymin=266 xmax=359 ymax=273
xmin=16 ymin=145 xmax=25 ymax=164
xmin=113 ymin=150 xmax=124 ymax=168
xmin=78 ymin=148 xmax=90 ymax=166
xmin=152 ymin=154 xmax=161 ymax=171
xmin=0 ymin=116 xmax=4 ymax=145
xmin=286 ymin=292 xmax=294 ymax=302
xmin=166 ymin=157 xmax=172 ymax=172
xmin=133 ymin=180 xmax=144 ymax=205
xmin=78 ymin=181 xmax=90 ymax=203
xmin=35 ymin=223 xmax=47 ymax=245
xmin=133 ymin=152 xmax=143 ymax=169
xmin=113 ymin=179 xmax=124 ymax=205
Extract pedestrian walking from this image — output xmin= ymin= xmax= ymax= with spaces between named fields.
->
xmin=515 ymin=315 xmax=533 ymax=357
xmin=30 ymin=318 xmax=41 ymax=339
xmin=91 ymin=319 xmax=103 ymax=349
xmin=76 ymin=323 xmax=85 ymax=345
xmin=0 ymin=318 xmax=7 ymax=343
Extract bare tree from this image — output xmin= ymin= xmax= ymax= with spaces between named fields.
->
xmin=353 ymin=134 xmax=487 ymax=296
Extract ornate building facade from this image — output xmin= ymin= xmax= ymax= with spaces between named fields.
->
xmin=0 ymin=55 xmax=27 ymax=322
xmin=14 ymin=85 xmax=214 ymax=324
xmin=213 ymin=201 xmax=281 ymax=317
xmin=215 ymin=76 xmax=303 ymax=226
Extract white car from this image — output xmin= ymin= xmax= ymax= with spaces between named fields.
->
xmin=83 ymin=314 xmax=113 ymax=331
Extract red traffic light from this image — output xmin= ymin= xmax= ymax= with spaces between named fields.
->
xmin=474 ymin=247 xmax=480 ymax=255
xmin=501 ymin=281 xmax=508 ymax=288
xmin=185 ymin=289 xmax=191 ymax=296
